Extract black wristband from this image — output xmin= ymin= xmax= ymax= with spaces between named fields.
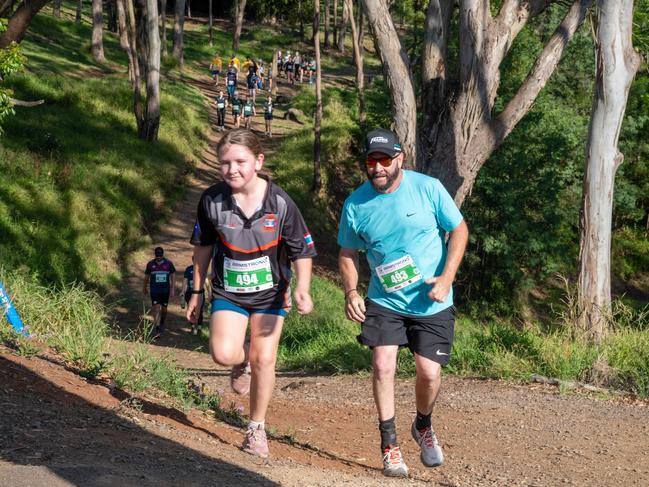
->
xmin=190 ymin=289 xmax=205 ymax=295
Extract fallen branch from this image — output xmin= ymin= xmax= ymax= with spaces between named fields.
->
xmin=10 ymin=97 xmax=44 ymax=107
xmin=530 ymin=374 xmax=624 ymax=395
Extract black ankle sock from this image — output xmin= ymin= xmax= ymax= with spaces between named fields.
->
xmin=378 ymin=416 xmax=398 ymax=451
xmin=415 ymin=411 xmax=431 ymax=430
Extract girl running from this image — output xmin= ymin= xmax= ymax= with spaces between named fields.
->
xmin=231 ymin=91 xmax=242 ymax=128
xmin=187 ymin=129 xmax=316 ymax=459
xmin=243 ymin=96 xmax=256 ymax=129
xmin=215 ymin=90 xmax=228 ymax=131
xmin=263 ymin=96 xmax=273 ymax=137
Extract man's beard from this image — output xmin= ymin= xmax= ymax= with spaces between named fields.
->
xmin=369 ymin=167 xmax=400 ymax=193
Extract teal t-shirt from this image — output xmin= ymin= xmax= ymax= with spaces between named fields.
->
xmin=337 ymin=170 xmax=463 ymax=316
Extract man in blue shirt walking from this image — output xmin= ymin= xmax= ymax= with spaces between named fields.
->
xmin=337 ymin=128 xmax=469 ymax=477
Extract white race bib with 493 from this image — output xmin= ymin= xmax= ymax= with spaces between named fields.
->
xmin=375 ymin=255 xmax=422 ymax=293
xmin=223 ymin=256 xmax=274 ymax=293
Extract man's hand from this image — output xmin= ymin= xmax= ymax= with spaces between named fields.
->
xmin=293 ymin=288 xmax=314 ymax=315
xmin=344 ymin=290 xmax=366 ymax=323
xmin=425 ymin=275 xmax=453 ymax=303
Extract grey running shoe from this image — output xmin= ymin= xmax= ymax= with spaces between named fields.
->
xmin=230 ymin=362 xmax=251 ymax=395
xmin=242 ymin=425 xmax=269 ymax=458
xmin=382 ymin=445 xmax=409 ymax=478
xmin=411 ymin=421 xmax=444 ymax=467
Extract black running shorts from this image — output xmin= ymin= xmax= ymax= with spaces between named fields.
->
xmin=151 ymin=292 xmax=170 ymax=307
xmin=358 ymin=299 xmax=455 ymax=366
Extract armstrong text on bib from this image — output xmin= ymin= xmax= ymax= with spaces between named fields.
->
xmin=375 ymin=255 xmax=422 ymax=293
xmin=223 ymin=256 xmax=274 ymax=293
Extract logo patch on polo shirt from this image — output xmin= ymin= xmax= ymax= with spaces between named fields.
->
xmin=304 ymin=232 xmax=314 ymax=247
xmin=263 ymin=214 xmax=277 ymax=232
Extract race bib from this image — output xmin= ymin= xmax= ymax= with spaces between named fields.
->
xmin=155 ymin=273 xmax=168 ymax=283
xmin=228 ymin=80 xmax=235 ymax=86
xmin=224 ymin=256 xmax=273 ymax=293
xmin=375 ymin=255 xmax=422 ymax=293
xmin=217 ymin=102 xmax=225 ymax=109
xmin=244 ymin=106 xmax=252 ymax=115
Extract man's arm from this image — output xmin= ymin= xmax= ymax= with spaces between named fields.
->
xmin=426 ymin=220 xmax=469 ymax=302
xmin=143 ymin=272 xmax=149 ymax=295
xmin=169 ymin=273 xmax=175 ymax=298
xmin=338 ymin=247 xmax=366 ymax=323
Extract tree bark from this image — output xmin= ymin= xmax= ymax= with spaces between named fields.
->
xmin=172 ymin=0 xmax=185 ymax=65
xmin=324 ymin=0 xmax=331 ymax=48
xmin=140 ymin=0 xmax=161 ymax=141
xmin=186 ymin=0 xmax=190 ymax=18
xmin=357 ymin=0 xmax=364 ymax=53
xmin=271 ymin=49 xmax=278 ymax=96
xmin=299 ymin=0 xmax=305 ymax=40
xmin=362 ymin=0 xmax=418 ymax=166
xmin=346 ymin=0 xmax=365 ymax=130
xmin=313 ymin=0 xmax=323 ymax=192
xmin=53 ymin=0 xmax=62 ymax=18
xmin=91 ymin=0 xmax=106 ymax=62
xmin=232 ymin=0 xmax=246 ymax=52
xmin=208 ymin=0 xmax=213 ymax=46
xmin=76 ymin=0 xmax=82 ymax=24
xmin=160 ymin=0 xmax=168 ymax=56
xmin=107 ymin=0 xmax=119 ymax=33
xmin=577 ymin=0 xmax=640 ymax=341
xmin=337 ymin=0 xmax=348 ymax=52
xmin=333 ymin=0 xmax=338 ymax=42
xmin=0 ymin=0 xmax=53 ymax=47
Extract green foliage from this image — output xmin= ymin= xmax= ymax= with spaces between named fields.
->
xmin=0 ymin=20 xmax=26 ymax=132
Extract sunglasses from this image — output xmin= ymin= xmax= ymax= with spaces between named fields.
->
xmin=365 ymin=154 xmax=397 ymax=168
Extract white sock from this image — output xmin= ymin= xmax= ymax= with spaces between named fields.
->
xmin=248 ymin=419 xmax=265 ymax=430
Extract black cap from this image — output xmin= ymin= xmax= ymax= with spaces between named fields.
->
xmin=365 ymin=128 xmax=402 ymax=157
xmin=154 ymin=247 xmax=164 ymax=257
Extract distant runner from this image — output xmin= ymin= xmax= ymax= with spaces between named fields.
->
xmin=187 ymin=129 xmax=316 ymax=459
xmin=243 ymin=96 xmax=255 ymax=130
xmin=215 ymin=90 xmax=228 ymax=131
xmin=182 ymin=258 xmax=203 ymax=335
xmin=226 ymin=66 xmax=238 ymax=100
xmin=263 ymin=96 xmax=273 ymax=138
xmin=209 ymin=53 xmax=222 ymax=87
xmin=143 ymin=247 xmax=176 ymax=338
xmin=231 ymin=91 xmax=243 ymax=128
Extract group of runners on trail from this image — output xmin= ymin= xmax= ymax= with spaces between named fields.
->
xmin=209 ymin=50 xmax=319 ymax=137
xmin=143 ymin=125 xmax=468 ymax=477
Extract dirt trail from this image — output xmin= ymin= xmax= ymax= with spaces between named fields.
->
xmin=3 ymin=70 xmax=649 ymax=487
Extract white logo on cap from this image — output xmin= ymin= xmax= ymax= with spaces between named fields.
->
xmin=370 ymin=136 xmax=389 ymax=144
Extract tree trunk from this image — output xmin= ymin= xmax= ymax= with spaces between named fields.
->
xmin=0 ymin=0 xmax=53 ymax=47
xmin=362 ymin=0 xmax=418 ymax=166
xmin=299 ymin=0 xmax=304 ymax=40
xmin=186 ymin=0 xmax=191 ymax=18
xmin=313 ymin=0 xmax=323 ymax=192
xmin=160 ymin=0 xmax=168 ymax=56
xmin=76 ymin=0 xmax=82 ymax=24
xmin=232 ymin=0 xmax=246 ymax=52
xmin=333 ymin=0 xmax=338 ymax=43
xmin=577 ymin=0 xmax=640 ymax=341
xmin=324 ymin=0 xmax=330 ymax=48
xmin=357 ymin=0 xmax=364 ymax=53
xmin=208 ymin=0 xmax=213 ymax=46
xmin=107 ymin=0 xmax=119 ymax=32
xmin=172 ymin=0 xmax=185 ymax=65
xmin=140 ymin=0 xmax=161 ymax=141
xmin=53 ymin=0 xmax=62 ymax=18
xmin=117 ymin=0 xmax=145 ymax=131
xmin=91 ymin=0 xmax=106 ymax=62
xmin=337 ymin=0 xmax=348 ymax=52
xmin=346 ymin=0 xmax=365 ymax=131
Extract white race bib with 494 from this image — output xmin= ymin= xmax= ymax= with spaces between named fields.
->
xmin=375 ymin=255 xmax=422 ymax=293
xmin=224 ymin=256 xmax=274 ymax=293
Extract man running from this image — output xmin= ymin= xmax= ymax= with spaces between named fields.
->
xmin=143 ymin=246 xmax=176 ymax=338
xmin=243 ymin=96 xmax=256 ymax=130
xmin=263 ymin=95 xmax=273 ymax=137
xmin=231 ymin=91 xmax=243 ymax=128
xmin=209 ymin=53 xmax=222 ymax=87
xmin=226 ymin=65 xmax=238 ymax=100
xmin=215 ymin=90 xmax=228 ymax=131
xmin=337 ymin=128 xmax=469 ymax=477
xmin=181 ymin=258 xmax=203 ymax=335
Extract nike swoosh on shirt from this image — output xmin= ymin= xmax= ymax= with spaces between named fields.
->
xmin=406 ymin=213 xmax=416 ymax=217
xmin=436 ymin=350 xmax=449 ymax=356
